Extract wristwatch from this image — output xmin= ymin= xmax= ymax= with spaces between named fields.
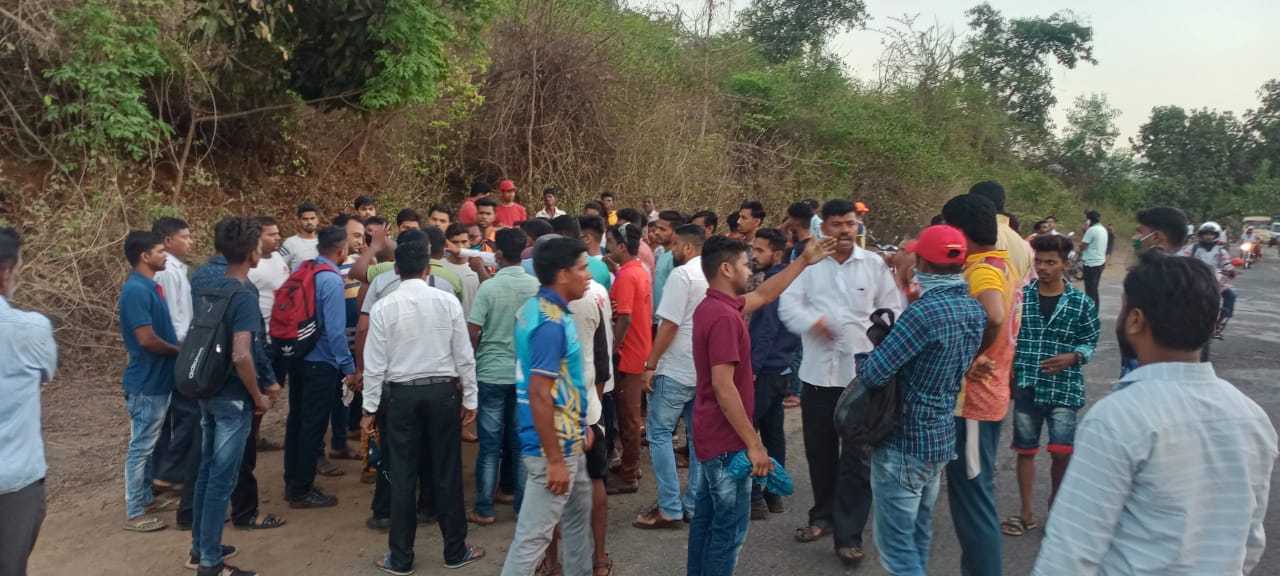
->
xmin=643 ymin=360 xmax=655 ymax=371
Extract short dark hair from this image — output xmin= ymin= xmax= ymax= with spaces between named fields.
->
xmin=727 ymin=212 xmax=740 ymax=232
xmin=354 ymin=195 xmax=376 ymax=210
xmin=1030 ymin=233 xmax=1074 ymax=261
xmin=316 ymin=226 xmax=348 ymax=256
xmin=397 ymin=208 xmax=422 ymax=226
xmin=1032 ymin=219 xmax=1048 ymax=231
xmin=214 ymin=217 xmax=263 ymax=265
xmin=802 ymin=198 xmax=820 ymax=210
xmin=534 ymin=237 xmax=587 ymax=286
xmin=424 ymin=226 xmax=447 ymax=257
xmin=551 ymin=215 xmax=581 ymax=238
xmin=0 ymin=228 xmax=20 ymax=271
xmin=941 ymin=194 xmax=998 ymax=246
xmin=578 ymin=215 xmax=606 ymax=240
xmin=365 ymin=216 xmax=388 ymax=229
xmin=151 ymin=217 xmax=189 ymax=240
xmin=297 ymin=202 xmax=318 ymax=216
xmin=331 ymin=214 xmax=360 ymax=228
xmin=470 ymin=181 xmax=491 ymax=197
xmin=428 ymin=203 xmax=452 ymax=219
xmin=739 ymin=201 xmax=765 ymax=220
xmin=1136 ymin=206 xmax=1190 ymax=247
xmin=254 ymin=215 xmax=278 ymax=228
xmin=968 ymin=181 xmax=1006 ymax=212
xmin=520 ymin=219 xmax=554 ymax=241
xmin=787 ymin=202 xmax=814 ymax=222
xmin=397 ymin=229 xmax=428 ymax=248
xmin=930 ymin=213 xmax=945 ymax=226
xmin=583 ymin=201 xmax=607 ymax=215
xmin=495 ymin=227 xmax=528 ymax=263
xmin=609 ymin=223 xmax=642 ymax=256
xmin=821 ymin=198 xmax=857 ymax=220
xmin=674 ymin=223 xmax=706 ymax=247
xmin=1124 ymin=250 xmax=1219 ymax=351
xmin=445 ymin=222 xmax=469 ymax=239
xmin=124 ymin=230 xmax=163 ymax=267
xmin=1007 ymin=214 xmax=1021 ymax=234
xmin=543 ymin=187 xmax=558 ymax=199
xmin=691 ymin=210 xmax=718 ymax=232
xmin=617 ymin=208 xmax=646 ymax=228
xmin=657 ymin=210 xmax=685 ymax=228
xmin=394 ymin=239 xmax=431 ymax=278
xmin=755 ymin=228 xmax=787 ymax=253
xmin=475 ymin=197 xmax=498 ymax=210
xmin=1085 ymin=210 xmax=1101 ymax=224
xmin=701 ymin=235 xmax=750 ymax=279
xmin=600 ymin=191 xmax=615 ymax=200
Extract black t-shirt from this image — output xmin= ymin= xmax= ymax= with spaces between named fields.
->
xmin=1038 ymin=293 xmax=1062 ymax=323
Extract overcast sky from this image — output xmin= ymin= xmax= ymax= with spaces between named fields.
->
xmin=646 ymin=0 xmax=1279 ymax=144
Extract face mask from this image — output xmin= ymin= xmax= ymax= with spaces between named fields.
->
xmin=915 ymin=269 xmax=968 ymax=295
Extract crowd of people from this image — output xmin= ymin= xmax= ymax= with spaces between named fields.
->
xmin=0 ymin=178 xmax=1276 ymax=576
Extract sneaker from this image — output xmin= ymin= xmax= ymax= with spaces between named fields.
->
xmin=186 ymin=546 xmax=238 ymax=569
xmin=195 ymin=562 xmax=255 ymax=576
xmin=366 ymin=516 xmax=391 ymax=533
xmin=288 ymin=488 xmax=338 ymax=509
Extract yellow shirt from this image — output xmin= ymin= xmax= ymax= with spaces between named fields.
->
xmin=996 ymin=214 xmax=1032 ymax=283
xmin=956 ymin=249 xmax=1016 ymax=422
xmin=607 ymin=211 xmax=618 ymax=226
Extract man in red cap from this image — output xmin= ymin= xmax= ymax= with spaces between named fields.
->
xmin=494 ymin=180 xmax=527 ymax=228
xmin=854 ymin=224 xmax=988 ymax=575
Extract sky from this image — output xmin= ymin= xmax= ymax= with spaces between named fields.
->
xmin=645 ymin=0 xmax=1280 ymax=144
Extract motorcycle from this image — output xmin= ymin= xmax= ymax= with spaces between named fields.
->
xmin=1240 ymin=241 xmax=1259 ymax=268
xmin=1066 ymin=249 xmax=1085 ymax=282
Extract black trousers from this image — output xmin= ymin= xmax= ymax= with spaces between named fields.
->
xmin=285 ymin=361 xmax=341 ymax=499
xmin=386 ymin=381 xmax=468 ymax=568
xmin=153 ymin=393 xmax=201 ymax=484
xmin=801 ymin=382 xmax=871 ymax=549
xmin=0 ymin=479 xmax=44 ymax=576
xmin=752 ymin=371 xmax=789 ymax=503
xmin=178 ymin=413 xmax=262 ymax=527
xmin=371 ymin=404 xmax=436 ymax=519
xmin=1083 ymin=265 xmax=1104 ymax=308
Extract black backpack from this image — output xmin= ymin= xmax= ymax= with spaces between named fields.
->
xmin=833 ymin=308 xmax=902 ymax=445
xmin=175 ymin=284 xmax=245 ymax=399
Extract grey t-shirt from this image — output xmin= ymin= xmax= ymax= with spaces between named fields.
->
xmin=361 ymin=273 xmax=454 ymax=314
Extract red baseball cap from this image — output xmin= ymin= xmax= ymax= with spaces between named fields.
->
xmin=499 ymin=179 xmax=516 ymax=192
xmin=905 ymin=225 xmax=967 ymax=265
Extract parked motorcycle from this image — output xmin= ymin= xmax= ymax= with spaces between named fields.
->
xmin=1067 ymin=249 xmax=1085 ymax=281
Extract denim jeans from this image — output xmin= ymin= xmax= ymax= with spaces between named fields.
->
xmin=687 ymin=451 xmax=752 ymax=576
xmin=946 ymin=418 xmax=1003 ymax=576
xmin=190 ymin=396 xmax=253 ymax=568
xmin=871 ymin=445 xmax=946 ymax=576
xmin=474 ymin=382 xmax=525 ymax=518
xmin=647 ymin=375 xmax=699 ymax=519
xmin=500 ymin=454 xmax=593 ymax=576
xmin=124 ymin=392 xmax=170 ymax=519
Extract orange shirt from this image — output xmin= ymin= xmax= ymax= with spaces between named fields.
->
xmin=610 ymin=259 xmax=653 ymax=374
xmin=956 ymin=249 xmax=1017 ymax=421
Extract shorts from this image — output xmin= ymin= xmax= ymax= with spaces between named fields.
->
xmin=586 ymin=424 xmax=608 ymax=480
xmin=1011 ymin=385 xmax=1079 ymax=455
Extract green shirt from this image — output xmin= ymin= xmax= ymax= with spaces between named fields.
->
xmin=587 ymin=256 xmax=611 ymax=291
xmin=368 ymin=261 xmax=395 ymax=281
xmin=429 ymin=259 xmax=464 ymax=300
xmin=470 ymin=266 xmax=541 ymax=384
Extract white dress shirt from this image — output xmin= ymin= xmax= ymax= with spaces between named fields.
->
xmin=154 ymin=254 xmax=192 ymax=340
xmin=535 ymin=207 xmax=567 ymax=219
xmin=363 ymin=278 xmax=478 ymax=412
xmin=779 ymin=246 xmax=901 ymax=387
xmin=654 ymin=256 xmax=707 ymax=386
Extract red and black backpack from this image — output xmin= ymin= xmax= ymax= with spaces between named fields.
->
xmin=269 ymin=259 xmax=338 ymax=359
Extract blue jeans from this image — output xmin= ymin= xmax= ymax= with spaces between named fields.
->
xmin=1011 ymin=386 xmax=1079 ymax=454
xmin=687 ymin=451 xmax=751 ymax=576
xmin=1221 ymin=287 xmax=1236 ymax=318
xmin=191 ymin=396 xmax=253 ymax=568
xmin=946 ymin=418 xmax=1003 ymax=576
xmin=124 ymin=392 xmax=170 ymax=519
xmin=871 ymin=445 xmax=946 ymax=576
xmin=475 ymin=383 xmax=525 ymax=517
xmin=647 ymin=376 xmax=699 ymax=519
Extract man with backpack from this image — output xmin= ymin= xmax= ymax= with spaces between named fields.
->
xmin=183 ymin=218 xmax=278 ymax=576
xmin=853 ymin=225 xmax=987 ymax=575
xmin=279 ymin=225 xmax=357 ymax=509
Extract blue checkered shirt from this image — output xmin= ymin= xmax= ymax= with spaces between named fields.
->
xmin=1013 ymin=280 xmax=1099 ymax=408
xmin=855 ymin=284 xmax=986 ymax=463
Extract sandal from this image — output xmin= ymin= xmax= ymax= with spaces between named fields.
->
xmin=145 ymin=497 xmax=179 ymax=513
xmin=235 ymin=513 xmax=286 ymax=530
xmin=316 ymin=460 xmax=345 ymax=477
xmin=782 ymin=396 xmax=801 ymax=409
xmin=375 ymin=554 xmax=415 ymax=576
xmin=467 ymin=510 xmax=495 ymax=526
xmin=632 ymin=506 xmax=681 ymax=530
xmin=123 ymin=517 xmax=167 ymax=532
xmin=793 ymin=524 xmax=829 ymax=543
xmin=444 ymin=545 xmax=485 ymax=570
xmin=1000 ymin=515 xmax=1038 ymax=536
xmin=593 ymin=555 xmax=613 ymax=576
xmin=535 ymin=560 xmax=562 ymax=576
xmin=329 ymin=447 xmax=361 ymax=461
xmin=836 ymin=547 xmax=865 ymax=565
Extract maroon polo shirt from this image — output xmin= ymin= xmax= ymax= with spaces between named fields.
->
xmin=692 ymin=287 xmax=755 ymax=462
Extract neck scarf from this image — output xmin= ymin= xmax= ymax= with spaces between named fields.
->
xmin=915 ymin=269 xmax=968 ymax=295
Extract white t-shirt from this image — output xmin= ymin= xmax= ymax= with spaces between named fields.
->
xmin=570 ymin=280 xmax=612 ymax=425
xmin=248 ymin=251 xmax=291 ymax=321
xmin=654 ymin=256 xmax=707 ymax=387
xmin=1081 ymin=223 xmax=1109 ymax=267
xmin=281 ymin=235 xmax=319 ymax=271
xmin=153 ymin=255 xmax=192 ymax=340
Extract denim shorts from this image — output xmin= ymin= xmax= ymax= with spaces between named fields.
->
xmin=1011 ymin=386 xmax=1079 ymax=454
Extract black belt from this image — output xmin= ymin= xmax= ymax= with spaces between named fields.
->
xmin=390 ymin=376 xmax=457 ymax=387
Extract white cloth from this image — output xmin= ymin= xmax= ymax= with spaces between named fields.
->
xmin=458 ymin=248 xmax=496 ymax=268
xmin=153 ymin=254 xmax=192 ymax=340
xmin=440 ymin=259 xmax=480 ymax=316
xmin=1081 ymin=223 xmax=1109 ymax=267
xmin=653 ymin=256 xmax=706 ymax=386
xmin=570 ymin=280 xmax=611 ymax=425
xmin=779 ymin=247 xmax=902 ymax=387
xmin=281 ymin=235 xmax=319 ymax=271
xmin=248 ymin=251 xmax=290 ymax=321
xmin=363 ymin=278 xmax=478 ymax=412
xmin=535 ymin=207 xmax=567 ymax=219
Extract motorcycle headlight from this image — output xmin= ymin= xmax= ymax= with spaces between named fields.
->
xmin=1242 ymin=242 xmax=1253 ymax=251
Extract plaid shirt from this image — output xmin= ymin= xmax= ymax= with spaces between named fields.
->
xmin=855 ymin=284 xmax=986 ymax=463
xmin=1013 ymin=280 xmax=1100 ymax=408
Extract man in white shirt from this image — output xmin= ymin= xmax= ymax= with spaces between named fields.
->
xmin=248 ymin=215 xmax=291 ymax=451
xmin=361 ymin=239 xmax=485 ymax=573
xmin=280 ymin=202 xmax=320 ymax=271
xmin=1033 ymin=251 xmax=1277 ymax=576
xmin=568 ymin=278 xmax=614 ymax=575
xmin=149 ymin=217 xmax=196 ymax=494
xmin=535 ymin=188 xmax=567 ymax=219
xmin=635 ymin=224 xmax=707 ymax=528
xmin=1078 ymin=210 xmax=1109 ymax=307
xmin=779 ymin=199 xmax=902 ymax=564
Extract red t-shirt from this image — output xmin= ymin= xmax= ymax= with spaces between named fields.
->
xmin=494 ymin=203 xmax=527 ymax=228
xmin=692 ymin=288 xmax=754 ymax=462
xmin=458 ymin=198 xmax=477 ymax=225
xmin=610 ymin=259 xmax=653 ymax=374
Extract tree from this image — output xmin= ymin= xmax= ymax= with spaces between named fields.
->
xmin=739 ymin=0 xmax=868 ymax=64
xmin=1056 ymin=93 xmax=1120 ymax=191
xmin=1134 ymin=106 xmax=1252 ymax=220
xmin=1244 ymin=79 xmax=1280 ymax=178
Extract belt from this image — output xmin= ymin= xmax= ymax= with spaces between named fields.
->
xmin=390 ymin=376 xmax=457 ymax=387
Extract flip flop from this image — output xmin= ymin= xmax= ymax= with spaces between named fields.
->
xmin=467 ymin=510 xmax=495 ymax=526
xmin=146 ymin=497 xmax=179 ymax=513
xmin=235 ymin=513 xmax=287 ymax=530
xmin=1000 ymin=515 xmax=1038 ymax=536
xmin=123 ymin=517 xmax=168 ymax=532
xmin=793 ymin=524 xmax=829 ymax=543
xmin=593 ymin=555 xmax=613 ymax=576
xmin=632 ymin=506 xmax=681 ymax=530
xmin=375 ymin=554 xmax=415 ymax=576
xmin=444 ymin=545 xmax=485 ymax=570
xmin=836 ymin=547 xmax=865 ymax=565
